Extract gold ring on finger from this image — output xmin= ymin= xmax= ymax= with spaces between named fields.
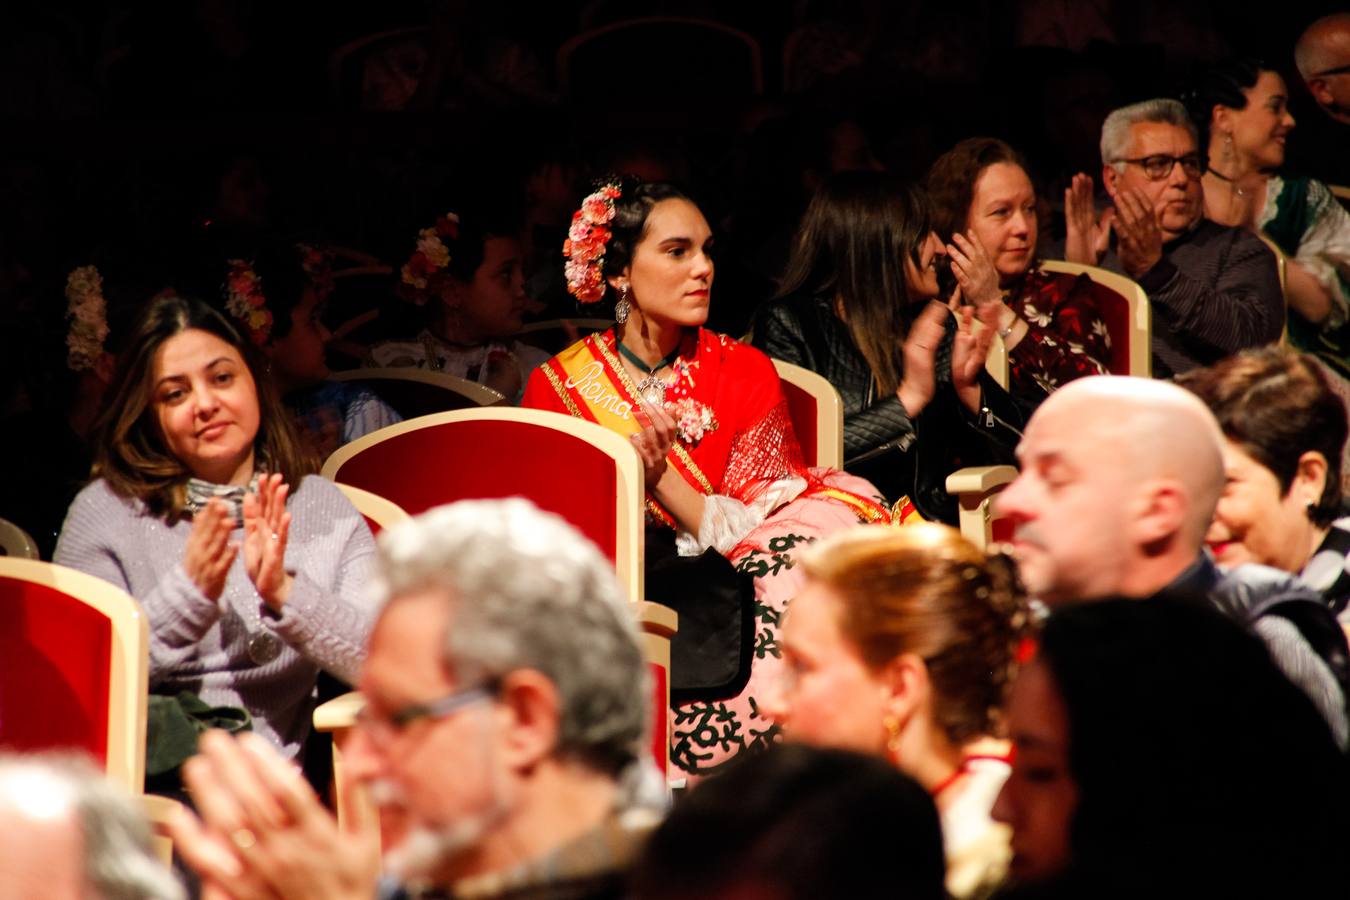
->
xmin=231 ymin=827 xmax=257 ymax=850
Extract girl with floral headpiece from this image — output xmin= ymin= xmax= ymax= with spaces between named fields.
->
xmin=221 ymin=242 xmax=401 ymax=460
xmin=524 ymin=176 xmax=897 ymax=779
xmin=366 ymin=209 xmax=550 ymax=403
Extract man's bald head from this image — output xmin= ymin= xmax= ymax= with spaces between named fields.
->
xmin=997 ymin=376 xmax=1226 ymax=603
xmin=1297 ymin=14 xmax=1350 ymax=124
xmin=1044 ymin=377 xmax=1225 ymax=540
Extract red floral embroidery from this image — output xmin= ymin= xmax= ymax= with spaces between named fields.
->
xmin=1009 ymin=269 xmax=1111 ymax=397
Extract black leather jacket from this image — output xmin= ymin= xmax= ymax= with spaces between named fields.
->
xmin=751 ymin=293 xmax=1025 ymax=523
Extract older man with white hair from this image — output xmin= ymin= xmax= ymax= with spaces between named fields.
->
xmin=997 ymin=375 xmax=1350 ymax=747
xmin=0 ymin=753 xmax=185 ymax=900
xmin=167 ymin=497 xmax=660 ymax=900
xmin=1062 ymin=98 xmax=1284 ymax=376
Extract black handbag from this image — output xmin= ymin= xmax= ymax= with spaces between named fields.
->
xmin=643 ymin=526 xmax=755 ymax=705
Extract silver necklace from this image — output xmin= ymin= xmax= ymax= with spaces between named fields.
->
xmin=617 ymin=341 xmax=679 ymax=408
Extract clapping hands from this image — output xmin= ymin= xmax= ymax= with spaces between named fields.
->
xmin=166 ymin=730 xmax=381 ymax=900
xmin=1106 ymin=183 xmax=1164 ymax=279
xmin=946 ymin=231 xmax=1004 ymax=327
xmin=897 ymin=301 xmax=950 ymax=418
xmin=243 ymin=473 xmax=294 ymax=611
xmin=1063 ymin=173 xmax=1114 ymax=265
xmin=951 ymin=305 xmax=994 ymax=412
xmin=184 ymin=499 xmax=237 ymax=602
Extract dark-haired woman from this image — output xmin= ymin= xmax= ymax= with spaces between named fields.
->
xmin=994 ymin=598 xmax=1349 ymax=897
xmin=367 ymin=211 xmax=550 ymax=402
xmin=55 ymin=294 xmax=378 ymax=759
xmin=1183 ymin=57 xmax=1350 ymax=381
xmin=927 ymin=138 xmax=1111 ymax=405
xmin=751 ymin=172 xmax=1025 ymax=520
xmin=1177 ymin=346 xmax=1350 ymax=617
xmin=523 ymin=177 xmax=894 ymax=778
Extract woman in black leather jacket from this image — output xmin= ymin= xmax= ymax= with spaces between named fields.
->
xmin=751 ymin=172 xmax=1025 ymax=522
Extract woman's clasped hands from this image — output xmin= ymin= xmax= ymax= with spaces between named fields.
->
xmin=631 ymin=402 xmax=678 ymax=489
xmin=183 ymin=473 xmax=295 ymax=611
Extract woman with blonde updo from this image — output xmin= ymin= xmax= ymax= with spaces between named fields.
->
xmin=764 ymin=522 xmax=1030 ymax=899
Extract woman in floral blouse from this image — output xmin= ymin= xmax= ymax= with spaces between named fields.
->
xmin=928 ymin=138 xmax=1111 ymax=406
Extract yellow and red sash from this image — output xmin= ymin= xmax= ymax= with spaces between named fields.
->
xmin=538 ymin=332 xmax=714 ymax=526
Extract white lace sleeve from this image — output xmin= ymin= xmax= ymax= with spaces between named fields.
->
xmin=1266 ymin=176 xmax=1350 ymax=330
xmin=674 ymin=476 xmax=808 ymax=557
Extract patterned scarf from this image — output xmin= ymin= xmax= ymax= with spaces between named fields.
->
xmin=183 ymin=475 xmax=260 ymax=528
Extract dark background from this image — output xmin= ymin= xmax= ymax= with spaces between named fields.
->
xmin=2 ymin=0 xmax=1346 ymax=385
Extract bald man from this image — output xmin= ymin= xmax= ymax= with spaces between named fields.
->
xmin=1297 ymin=14 xmax=1350 ymax=127
xmin=998 ymin=376 xmax=1350 ymax=746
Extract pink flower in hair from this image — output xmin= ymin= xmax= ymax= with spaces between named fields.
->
xmin=563 ymin=183 xmax=622 ymax=304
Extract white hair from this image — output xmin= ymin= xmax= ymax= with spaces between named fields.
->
xmin=1100 ymin=98 xmax=1199 ymax=170
xmin=0 ymin=753 xmax=185 ymax=900
xmin=374 ymin=498 xmax=648 ymax=774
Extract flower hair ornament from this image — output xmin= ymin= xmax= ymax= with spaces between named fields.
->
xmin=297 ymin=243 xmax=335 ymax=298
xmin=563 ymin=182 xmax=621 ymax=308
xmin=399 ymin=213 xmax=461 ymax=305
xmin=224 ymin=259 xmax=273 ymax=345
xmin=65 ymin=265 xmax=109 ymax=372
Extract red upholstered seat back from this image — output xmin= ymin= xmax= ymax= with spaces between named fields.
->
xmin=330 ymin=419 xmax=620 ymax=562
xmin=780 ymin=381 xmax=820 ymax=467
xmin=0 ymin=576 xmax=112 ymax=763
xmin=647 ymin=662 xmax=668 ymax=772
xmin=991 ymin=515 xmax=1016 ymax=545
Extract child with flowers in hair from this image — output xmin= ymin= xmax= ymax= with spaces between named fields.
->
xmin=218 ymin=242 xmax=401 ymax=460
xmin=366 ymin=209 xmax=550 ymax=403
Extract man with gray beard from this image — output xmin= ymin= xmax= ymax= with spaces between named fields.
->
xmin=167 ymin=498 xmax=662 ymax=900
xmin=995 ymin=375 xmax=1350 ymax=747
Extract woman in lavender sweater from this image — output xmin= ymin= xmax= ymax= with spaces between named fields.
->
xmin=55 ymin=294 xmax=377 ymax=759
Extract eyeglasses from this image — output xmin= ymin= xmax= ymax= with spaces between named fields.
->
xmin=355 ymin=680 xmax=498 ymax=746
xmin=1313 ymin=63 xmax=1350 ymax=78
xmin=1112 ymin=154 xmax=1206 ymax=180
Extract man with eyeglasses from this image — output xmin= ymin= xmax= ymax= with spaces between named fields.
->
xmin=1296 ymin=14 xmax=1350 ymax=127
xmin=166 ymin=498 xmax=663 ymax=900
xmin=1062 ymin=98 xmax=1283 ymax=377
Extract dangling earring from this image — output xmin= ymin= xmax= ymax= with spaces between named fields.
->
xmin=883 ymin=714 xmax=902 ymax=764
xmin=615 ymin=283 xmax=631 ymax=324
xmin=1222 ymin=132 xmax=1235 ymax=164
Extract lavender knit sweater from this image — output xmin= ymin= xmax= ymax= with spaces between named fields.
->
xmin=54 ymin=475 xmax=379 ymax=758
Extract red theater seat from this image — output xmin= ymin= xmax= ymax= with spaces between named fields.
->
xmin=0 ymin=558 xmax=148 ymax=789
xmin=1039 ymin=260 xmax=1152 ymax=377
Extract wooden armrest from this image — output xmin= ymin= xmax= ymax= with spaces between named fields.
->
xmin=142 ymin=794 xmax=185 ymax=867
xmin=637 ymin=601 xmax=678 ymax=638
xmin=945 ymin=465 xmax=1018 ymax=495
xmin=314 ymin=691 xmax=366 ymax=733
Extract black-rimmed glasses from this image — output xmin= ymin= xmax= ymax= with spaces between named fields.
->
xmin=1112 ymin=154 xmax=1206 ymax=180
xmin=1313 ymin=63 xmax=1350 ymax=78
